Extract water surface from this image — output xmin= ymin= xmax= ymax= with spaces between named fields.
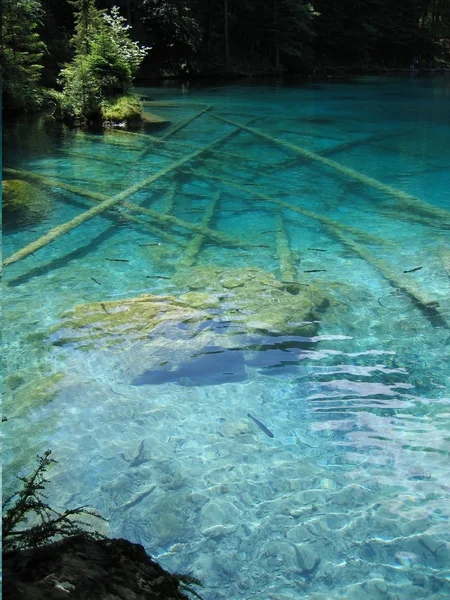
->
xmin=3 ymin=75 xmax=450 ymax=599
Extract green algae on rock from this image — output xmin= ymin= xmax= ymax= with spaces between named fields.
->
xmin=4 ymin=371 xmax=66 ymax=419
xmin=2 ymin=179 xmax=53 ymax=225
xmin=53 ymin=294 xmax=208 ymax=349
xmin=52 ymin=267 xmax=329 ymax=349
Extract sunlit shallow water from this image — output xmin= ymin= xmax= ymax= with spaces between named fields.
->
xmin=3 ymin=75 xmax=450 ymax=599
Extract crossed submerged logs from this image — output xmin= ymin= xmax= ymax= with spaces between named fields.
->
xmin=187 ymin=169 xmax=387 ymax=246
xmin=209 ymin=113 xmax=450 ymax=224
xmin=136 ymin=105 xmax=213 ymax=161
xmin=190 ymin=171 xmax=446 ymax=327
xmin=2 ymin=168 xmax=182 ymax=247
xmin=2 ymin=124 xmax=251 ymax=268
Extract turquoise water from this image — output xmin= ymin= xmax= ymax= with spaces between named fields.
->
xmin=3 ymin=75 xmax=450 ymax=599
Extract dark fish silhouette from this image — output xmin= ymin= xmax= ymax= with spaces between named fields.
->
xmin=131 ymin=346 xmax=247 ymax=387
xmin=247 ymin=413 xmax=274 ymax=438
xmin=404 ymin=266 xmax=423 ymax=273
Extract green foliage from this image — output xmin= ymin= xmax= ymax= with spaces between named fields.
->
xmin=58 ymin=1 xmax=149 ymax=125
xmin=1 ymin=0 xmax=46 ymax=111
xmin=174 ymin=573 xmax=205 ymax=600
xmin=68 ymin=0 xmax=103 ymax=55
xmin=103 ymin=5 xmax=151 ymax=73
xmin=2 ymin=450 xmax=105 ymax=553
xmin=88 ymin=29 xmax=133 ymax=95
xmin=141 ymin=0 xmax=203 ymax=50
xmin=58 ymin=54 xmax=102 ymax=123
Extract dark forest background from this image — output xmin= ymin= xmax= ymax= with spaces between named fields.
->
xmin=2 ymin=0 xmax=450 ymax=116
xmin=13 ymin=0 xmax=450 ymax=80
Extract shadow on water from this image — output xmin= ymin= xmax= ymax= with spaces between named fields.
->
xmin=4 ymin=226 xmax=121 ymax=287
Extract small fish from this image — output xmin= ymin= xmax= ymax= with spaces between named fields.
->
xmin=247 ymin=413 xmax=274 ymax=438
xmin=261 ymin=230 xmax=276 ymax=234
xmin=408 ymin=473 xmax=431 ymax=481
xmin=145 ymin=275 xmax=171 ymax=280
xmin=91 ymin=277 xmax=101 ymax=285
xmin=304 ymin=269 xmax=327 ymax=273
xmin=281 ymin=281 xmax=310 ymax=286
xmin=403 ymin=266 xmax=423 ymax=273
xmin=308 ymin=248 xmax=327 ymax=252
xmin=253 ymin=244 xmax=270 ymax=248
xmin=139 ymin=243 xmax=161 ymax=247
xmin=106 ymin=258 xmax=129 ymax=263
xmin=117 ymin=484 xmax=156 ymax=510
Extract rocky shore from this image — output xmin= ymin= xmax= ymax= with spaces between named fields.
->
xmin=3 ymin=535 xmax=195 ymax=600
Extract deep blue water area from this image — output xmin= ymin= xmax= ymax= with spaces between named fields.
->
xmin=3 ymin=75 xmax=450 ymax=599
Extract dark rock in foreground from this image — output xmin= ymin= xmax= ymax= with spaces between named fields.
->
xmin=3 ymin=535 xmax=191 ymax=600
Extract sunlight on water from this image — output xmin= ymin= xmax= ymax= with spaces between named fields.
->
xmin=3 ymin=75 xmax=450 ymax=599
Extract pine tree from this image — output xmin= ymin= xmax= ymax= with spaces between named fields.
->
xmin=58 ymin=1 xmax=149 ymax=125
xmin=1 ymin=0 xmax=47 ymax=111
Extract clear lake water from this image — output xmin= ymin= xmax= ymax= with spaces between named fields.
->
xmin=2 ymin=74 xmax=450 ymax=599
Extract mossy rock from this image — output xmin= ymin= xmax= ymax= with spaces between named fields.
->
xmin=52 ymin=294 xmax=207 ymax=348
xmin=101 ymin=94 xmax=170 ymax=129
xmin=2 ymin=179 xmax=52 ymax=224
xmin=173 ymin=266 xmax=329 ymax=335
xmin=4 ymin=372 xmax=66 ymax=419
xmin=4 ymin=373 xmax=27 ymax=391
xmin=51 ymin=267 xmax=330 ymax=349
xmin=142 ymin=111 xmax=171 ymax=127
xmin=178 ymin=292 xmax=220 ymax=309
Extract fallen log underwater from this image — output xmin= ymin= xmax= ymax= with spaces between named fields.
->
xmin=208 ymin=113 xmax=450 ymax=224
xmin=177 ymin=191 xmax=221 ymax=269
xmin=185 ymin=169 xmax=448 ymax=328
xmin=2 ymin=163 xmax=247 ymax=269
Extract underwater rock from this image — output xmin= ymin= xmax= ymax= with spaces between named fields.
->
xmin=4 ymin=371 xmax=65 ymax=418
xmin=173 ymin=266 xmax=329 ymax=335
xmin=142 ymin=111 xmax=171 ymax=127
xmin=52 ymin=267 xmax=330 ymax=350
xmin=52 ymin=294 xmax=206 ymax=349
xmin=178 ymin=291 xmax=220 ymax=309
xmin=3 ymin=535 xmax=192 ymax=600
xmin=2 ymin=179 xmax=52 ymax=226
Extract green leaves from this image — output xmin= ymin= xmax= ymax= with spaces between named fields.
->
xmin=58 ymin=1 xmax=150 ymax=125
xmin=1 ymin=0 xmax=47 ymax=111
xmin=2 ymin=450 xmax=105 ymax=553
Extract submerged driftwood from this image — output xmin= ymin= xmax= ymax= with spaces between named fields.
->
xmin=275 ymin=212 xmax=297 ymax=284
xmin=187 ymin=169 xmax=387 ymax=245
xmin=3 ymin=123 xmax=252 ymax=267
xmin=326 ymin=224 xmax=448 ymax=327
xmin=161 ymin=180 xmax=177 ymax=216
xmin=187 ymin=170 xmax=447 ymax=326
xmin=2 ymin=168 xmax=245 ymax=267
xmin=177 ymin=191 xmax=221 ymax=269
xmin=209 ymin=113 xmax=450 ymax=223
xmin=136 ymin=106 xmax=212 ymax=161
